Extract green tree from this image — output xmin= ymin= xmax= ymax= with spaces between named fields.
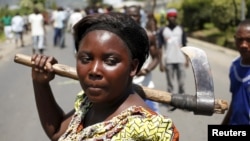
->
xmin=210 ymin=0 xmax=243 ymax=31
xmin=182 ymin=0 xmax=212 ymax=31
xmin=87 ymin=0 xmax=102 ymax=6
xmin=209 ymin=0 xmax=246 ymax=48
xmin=19 ymin=0 xmax=34 ymax=9
xmin=246 ymin=0 xmax=250 ymax=18
xmin=19 ymin=0 xmax=49 ymax=14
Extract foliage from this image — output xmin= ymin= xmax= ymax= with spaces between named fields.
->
xmin=210 ymin=0 xmax=242 ymax=31
xmin=19 ymin=0 xmax=34 ymax=9
xmin=0 ymin=0 xmax=49 ymax=40
xmin=0 ymin=6 xmax=17 ymax=36
xmin=174 ymin=0 xmax=248 ymax=49
xmin=19 ymin=0 xmax=47 ymax=13
xmin=181 ymin=0 xmax=212 ymax=31
xmin=87 ymin=0 xmax=103 ymax=6
xmin=244 ymin=0 xmax=250 ymax=18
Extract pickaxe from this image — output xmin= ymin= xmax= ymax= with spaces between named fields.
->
xmin=13 ymin=46 xmax=228 ymax=116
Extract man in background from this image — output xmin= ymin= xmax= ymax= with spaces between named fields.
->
xmin=50 ymin=6 xmax=67 ymax=48
xmin=222 ymin=19 xmax=250 ymax=125
xmin=126 ymin=5 xmax=160 ymax=113
xmin=1 ymin=13 xmax=13 ymax=43
xmin=158 ymin=8 xmax=189 ymax=111
xmin=28 ymin=8 xmax=46 ymax=54
xmin=11 ymin=12 xmax=25 ymax=48
xmin=67 ymin=8 xmax=85 ymax=54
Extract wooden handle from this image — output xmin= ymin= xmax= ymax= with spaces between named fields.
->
xmin=14 ymin=53 xmax=78 ymax=80
xmin=14 ymin=53 xmax=228 ymax=114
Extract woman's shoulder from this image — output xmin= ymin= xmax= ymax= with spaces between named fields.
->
xmin=116 ymin=105 xmax=179 ymax=141
xmin=122 ymin=106 xmax=173 ymax=124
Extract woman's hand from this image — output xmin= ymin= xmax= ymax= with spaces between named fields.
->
xmin=31 ymin=54 xmax=58 ymax=83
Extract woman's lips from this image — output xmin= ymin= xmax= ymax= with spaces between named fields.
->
xmin=86 ymin=85 xmax=105 ymax=95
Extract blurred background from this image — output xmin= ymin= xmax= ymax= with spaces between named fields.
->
xmin=0 ymin=0 xmax=249 ymax=50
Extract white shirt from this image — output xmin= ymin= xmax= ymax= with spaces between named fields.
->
xmin=11 ymin=15 xmax=24 ymax=32
xmin=28 ymin=13 xmax=45 ymax=36
xmin=51 ymin=10 xmax=66 ymax=28
xmin=162 ymin=25 xmax=186 ymax=64
xmin=67 ymin=12 xmax=83 ymax=33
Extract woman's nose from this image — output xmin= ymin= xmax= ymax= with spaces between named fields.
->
xmin=88 ymin=61 xmax=102 ymax=80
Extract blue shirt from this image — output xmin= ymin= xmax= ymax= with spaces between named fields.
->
xmin=229 ymin=57 xmax=250 ymax=125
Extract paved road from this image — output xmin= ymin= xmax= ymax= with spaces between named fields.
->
xmin=0 ymin=26 xmax=239 ymax=141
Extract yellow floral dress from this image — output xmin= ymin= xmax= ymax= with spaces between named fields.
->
xmin=58 ymin=91 xmax=179 ymax=141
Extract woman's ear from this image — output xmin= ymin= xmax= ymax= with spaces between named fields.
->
xmin=130 ymin=59 xmax=139 ymax=77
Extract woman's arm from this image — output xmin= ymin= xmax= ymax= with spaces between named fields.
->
xmin=31 ymin=54 xmax=74 ymax=140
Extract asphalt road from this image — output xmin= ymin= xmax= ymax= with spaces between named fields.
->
xmin=0 ymin=26 xmax=239 ymax=141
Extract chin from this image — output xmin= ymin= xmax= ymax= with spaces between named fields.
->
xmin=85 ymin=93 xmax=103 ymax=103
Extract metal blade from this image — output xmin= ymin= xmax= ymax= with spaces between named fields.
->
xmin=181 ymin=46 xmax=215 ymax=115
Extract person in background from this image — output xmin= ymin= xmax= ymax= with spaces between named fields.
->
xmin=50 ymin=6 xmax=67 ymax=48
xmin=67 ymin=8 xmax=85 ymax=54
xmin=222 ymin=19 xmax=250 ymax=125
xmin=146 ymin=12 xmax=158 ymax=37
xmin=30 ymin=12 xmax=179 ymax=141
xmin=125 ymin=5 xmax=160 ymax=113
xmin=106 ymin=5 xmax=114 ymax=13
xmin=11 ymin=12 xmax=25 ymax=48
xmin=139 ymin=5 xmax=147 ymax=28
xmin=1 ymin=13 xmax=13 ymax=43
xmin=158 ymin=8 xmax=189 ymax=111
xmin=22 ymin=13 xmax=29 ymax=34
xmin=28 ymin=8 xmax=46 ymax=54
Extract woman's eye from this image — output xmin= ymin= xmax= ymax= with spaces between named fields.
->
xmin=79 ymin=56 xmax=91 ymax=64
xmin=105 ymin=57 xmax=118 ymax=66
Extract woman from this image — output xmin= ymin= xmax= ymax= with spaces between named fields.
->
xmin=31 ymin=12 xmax=179 ymax=141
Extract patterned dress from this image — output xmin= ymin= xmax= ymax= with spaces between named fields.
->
xmin=58 ymin=92 xmax=179 ymax=141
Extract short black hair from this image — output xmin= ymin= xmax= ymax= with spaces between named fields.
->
xmin=73 ymin=12 xmax=149 ymax=73
xmin=238 ymin=19 xmax=250 ymax=28
xmin=34 ymin=8 xmax=40 ymax=14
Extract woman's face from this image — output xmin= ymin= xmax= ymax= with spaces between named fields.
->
xmin=76 ymin=30 xmax=138 ymax=104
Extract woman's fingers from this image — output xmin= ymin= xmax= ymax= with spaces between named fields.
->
xmin=31 ymin=54 xmax=57 ymax=73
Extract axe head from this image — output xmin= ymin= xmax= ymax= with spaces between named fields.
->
xmin=171 ymin=46 xmax=215 ymax=115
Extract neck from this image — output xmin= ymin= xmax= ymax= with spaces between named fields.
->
xmin=241 ymin=58 xmax=250 ymax=65
xmin=92 ymin=88 xmax=133 ymax=111
xmin=84 ymin=87 xmax=135 ymax=127
xmin=168 ymin=24 xmax=177 ymax=30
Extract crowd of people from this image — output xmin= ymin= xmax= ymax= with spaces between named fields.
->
xmin=1 ymin=7 xmax=84 ymax=54
xmin=3 ymin=2 xmax=249 ymax=141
